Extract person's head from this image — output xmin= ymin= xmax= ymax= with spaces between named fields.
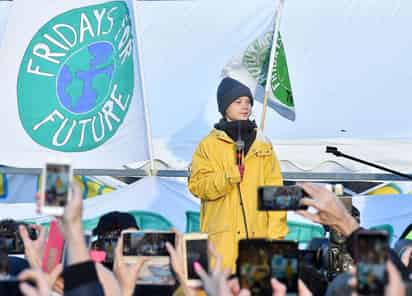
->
xmin=92 ymin=211 xmax=139 ymax=269
xmin=0 ymin=219 xmax=20 ymax=234
xmin=92 ymin=211 xmax=139 ymax=237
xmin=217 ymin=77 xmax=253 ymax=121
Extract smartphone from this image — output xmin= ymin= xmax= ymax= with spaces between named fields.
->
xmin=238 ymin=239 xmax=299 ymax=295
xmin=355 ymin=231 xmax=388 ymax=295
xmin=41 ymin=160 xmax=73 ymax=216
xmin=258 ymin=186 xmax=308 ymax=211
xmin=182 ymin=233 xmax=209 ymax=288
xmin=269 ymin=241 xmax=299 ymax=293
xmin=122 ymin=230 xmax=176 ymax=286
xmin=238 ymin=239 xmax=271 ymax=295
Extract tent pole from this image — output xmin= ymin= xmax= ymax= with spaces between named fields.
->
xmin=260 ymin=0 xmax=285 ymax=131
xmin=134 ymin=4 xmax=155 ymax=175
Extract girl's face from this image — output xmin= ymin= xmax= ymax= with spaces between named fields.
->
xmin=225 ymin=96 xmax=252 ymax=121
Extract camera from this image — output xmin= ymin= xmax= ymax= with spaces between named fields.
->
xmin=302 ymin=203 xmax=360 ymax=283
xmin=290 ymin=193 xmax=359 ymax=295
xmin=258 ymin=186 xmax=308 ymax=211
xmin=0 ymin=220 xmax=37 ymax=255
xmin=304 ymin=237 xmax=354 ymax=282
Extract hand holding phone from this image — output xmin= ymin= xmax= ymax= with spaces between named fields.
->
xmin=258 ymin=186 xmax=308 ymax=211
xmin=40 ymin=160 xmax=73 ymax=216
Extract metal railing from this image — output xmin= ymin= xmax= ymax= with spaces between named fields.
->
xmin=1 ymin=167 xmax=411 ymax=182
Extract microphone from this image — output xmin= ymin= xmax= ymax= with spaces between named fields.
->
xmin=236 ymin=122 xmax=245 ymax=178
xmin=325 ymin=146 xmax=341 ymax=156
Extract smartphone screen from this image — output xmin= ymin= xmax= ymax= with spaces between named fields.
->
xmin=123 ymin=232 xmax=174 ymax=256
xmin=123 ymin=232 xmax=176 ymax=286
xmin=258 ymin=186 xmax=308 ymax=211
xmin=238 ymin=240 xmax=299 ymax=295
xmin=238 ymin=239 xmax=272 ymax=296
xmin=186 ymin=239 xmax=208 ymax=280
xmin=44 ymin=163 xmax=71 ymax=208
xmin=268 ymin=241 xmax=299 ymax=293
xmin=123 ymin=232 xmax=145 ymax=256
xmin=356 ymin=232 xmax=388 ymax=295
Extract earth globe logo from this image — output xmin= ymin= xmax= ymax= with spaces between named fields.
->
xmin=57 ymin=42 xmax=115 ymax=114
xmin=17 ymin=1 xmax=135 ymax=152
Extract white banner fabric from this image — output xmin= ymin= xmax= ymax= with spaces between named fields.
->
xmin=0 ymin=0 xmax=149 ymax=168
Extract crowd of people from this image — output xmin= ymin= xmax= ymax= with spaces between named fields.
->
xmin=0 ymin=182 xmax=410 ymax=295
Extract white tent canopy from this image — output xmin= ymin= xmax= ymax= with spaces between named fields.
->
xmin=134 ymin=0 xmax=412 ymax=173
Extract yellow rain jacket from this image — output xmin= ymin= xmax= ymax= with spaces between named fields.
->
xmin=188 ymin=129 xmax=288 ymax=272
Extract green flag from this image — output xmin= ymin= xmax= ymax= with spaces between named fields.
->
xmin=243 ymin=31 xmax=295 ymax=121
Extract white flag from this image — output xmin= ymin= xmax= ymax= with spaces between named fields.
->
xmin=0 ymin=0 xmax=149 ymax=168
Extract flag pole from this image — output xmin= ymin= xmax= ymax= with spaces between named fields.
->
xmin=133 ymin=4 xmax=155 ymax=175
xmin=260 ymin=0 xmax=285 ymax=132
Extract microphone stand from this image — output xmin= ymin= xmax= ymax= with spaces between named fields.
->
xmin=325 ymin=146 xmax=412 ymax=181
xmin=236 ymin=122 xmax=249 ymax=239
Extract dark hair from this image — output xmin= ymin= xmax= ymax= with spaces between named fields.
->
xmin=0 ymin=238 xmax=8 ymax=274
xmin=92 ymin=211 xmax=139 ymax=236
xmin=0 ymin=219 xmax=20 ymax=234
